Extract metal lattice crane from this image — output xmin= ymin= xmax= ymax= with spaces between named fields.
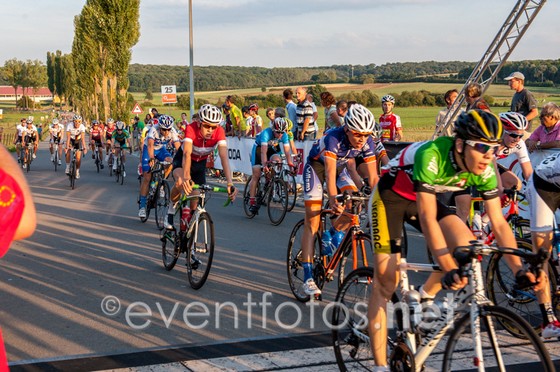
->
xmin=432 ymin=0 xmax=547 ymax=139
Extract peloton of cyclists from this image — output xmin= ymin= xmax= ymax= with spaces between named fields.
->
xmin=138 ymin=114 xmax=181 ymax=219
xmin=65 ymin=115 xmax=88 ymax=179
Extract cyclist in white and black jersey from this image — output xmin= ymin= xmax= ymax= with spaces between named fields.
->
xmin=65 ymin=115 xmax=87 ymax=179
xmin=49 ymin=119 xmax=64 ymax=165
xmin=13 ymin=118 xmax=26 ymax=163
xmin=21 ymin=119 xmax=39 ymax=168
xmin=527 ymin=151 xmax=560 ymax=338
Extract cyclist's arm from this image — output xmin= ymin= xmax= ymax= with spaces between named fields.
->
xmin=147 ymin=138 xmax=155 ymax=162
xmin=325 ymin=156 xmax=343 ymax=213
xmin=0 ymin=145 xmax=36 ymax=241
xmin=66 ymin=131 xmax=71 ymax=149
xmin=217 ymin=144 xmax=238 ymax=201
xmin=417 ymin=190 xmax=458 ymax=273
xmin=520 ymin=161 xmax=533 ymax=181
xmin=282 ymin=143 xmax=294 ymax=167
xmin=81 ymin=132 xmax=87 ymax=153
xmin=181 ymin=140 xmax=193 ymax=194
xmin=260 ymin=144 xmax=268 ymax=167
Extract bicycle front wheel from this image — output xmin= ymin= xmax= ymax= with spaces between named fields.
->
xmin=267 ymin=178 xmax=288 ymax=226
xmin=70 ymin=161 xmax=76 ymax=189
xmin=242 ymin=176 xmax=257 ymax=218
xmin=161 ymin=228 xmax=181 ymax=271
xmin=442 ymin=305 xmax=554 ymax=371
xmin=54 ymin=151 xmax=59 ymax=172
xmin=282 ymin=170 xmax=298 ymax=212
xmin=187 ymin=212 xmax=215 ymax=289
xmin=154 ymin=180 xmax=171 ymax=230
xmin=486 ymin=238 xmax=557 ymax=337
xmin=338 ymin=232 xmax=373 ymax=287
xmin=119 ymin=161 xmax=125 ymax=185
xmin=332 ymin=267 xmax=375 ymax=371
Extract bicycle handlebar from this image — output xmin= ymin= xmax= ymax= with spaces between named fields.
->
xmin=454 ymin=243 xmax=549 ymax=273
xmin=191 ymin=184 xmax=233 ymax=207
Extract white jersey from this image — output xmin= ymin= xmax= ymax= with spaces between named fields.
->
xmin=495 ymin=140 xmax=530 ymax=164
xmin=16 ymin=124 xmax=25 ymax=137
xmin=144 ymin=125 xmax=180 ymax=150
xmin=66 ymin=123 xmax=86 ymax=140
xmin=534 ymin=152 xmax=560 ymax=188
xmin=22 ymin=125 xmax=38 ymax=138
xmin=49 ymin=124 xmax=64 ymax=138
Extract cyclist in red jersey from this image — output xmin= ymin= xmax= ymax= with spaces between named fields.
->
xmin=165 ymin=104 xmax=238 ymax=229
xmin=104 ymin=118 xmax=116 ymax=163
xmin=378 ymin=95 xmax=403 ymax=142
xmin=89 ymin=120 xmax=105 ymax=169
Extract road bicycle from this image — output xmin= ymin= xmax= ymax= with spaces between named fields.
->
xmin=93 ymin=145 xmax=103 ymax=173
xmin=52 ymin=141 xmax=61 ymax=172
xmin=242 ymin=161 xmax=288 ymax=226
xmin=114 ymin=145 xmax=129 ymax=185
xmin=486 ymin=219 xmax=560 ymax=338
xmin=287 ymin=191 xmax=373 ymax=302
xmin=107 ymin=147 xmax=115 ymax=177
xmin=67 ymin=147 xmax=81 ymax=190
xmin=160 ymin=184 xmax=230 ymax=289
xmin=139 ymin=159 xmax=171 ymax=229
xmin=331 ymin=241 xmax=554 ymax=371
xmin=21 ymin=141 xmax=34 ymax=173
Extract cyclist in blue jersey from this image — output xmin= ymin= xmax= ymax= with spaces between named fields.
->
xmin=300 ymin=104 xmax=379 ymax=296
xmin=247 ymin=117 xmax=295 ymax=214
xmin=138 ymin=115 xmax=181 ymax=219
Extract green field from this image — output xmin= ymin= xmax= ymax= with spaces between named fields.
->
xmin=2 ymin=82 xmax=558 ymax=146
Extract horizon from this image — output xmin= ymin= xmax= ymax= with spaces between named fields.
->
xmin=1 ymin=1 xmax=559 ymax=69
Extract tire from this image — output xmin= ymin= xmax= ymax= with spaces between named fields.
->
xmin=286 ymin=219 xmax=323 ymax=302
xmin=161 ymin=228 xmax=181 ymax=271
xmin=54 ymin=151 xmax=58 ymax=172
xmin=108 ymin=155 xmax=113 ymax=177
xmin=154 ymin=180 xmax=170 ymax=230
xmin=442 ymin=305 xmax=554 ymax=371
xmin=187 ymin=212 xmax=215 ymax=290
xmin=338 ymin=232 xmax=373 ymax=287
xmin=70 ymin=160 xmax=76 ymax=190
xmin=267 ymin=178 xmax=288 ymax=226
xmin=486 ymin=238 xmax=557 ymax=337
xmin=332 ymin=267 xmax=375 ymax=371
xmin=282 ymin=170 xmax=298 ymax=212
xmin=95 ymin=151 xmax=100 ymax=173
xmin=242 ymin=176 xmax=256 ymax=218
xmin=120 ymin=162 xmax=125 ymax=185
xmin=26 ymin=150 xmax=32 ymax=173
xmin=507 ymin=216 xmax=531 ymax=240
xmin=115 ymin=158 xmax=121 ymax=183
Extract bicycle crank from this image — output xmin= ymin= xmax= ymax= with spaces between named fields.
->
xmin=389 ymin=341 xmax=416 ymax=372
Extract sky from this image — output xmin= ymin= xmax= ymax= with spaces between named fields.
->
xmin=2 ymin=0 xmax=559 ymax=69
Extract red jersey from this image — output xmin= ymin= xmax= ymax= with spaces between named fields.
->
xmin=378 ymin=112 xmax=402 ymax=143
xmin=90 ymin=128 xmax=103 ymax=140
xmin=183 ymin=122 xmax=226 ymax=162
xmin=105 ymin=125 xmax=116 ymax=139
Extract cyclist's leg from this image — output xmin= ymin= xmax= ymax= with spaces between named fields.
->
xmin=189 ymin=159 xmax=207 ymax=211
xmin=454 ymin=187 xmax=472 ymax=223
xmin=138 ymin=145 xmax=152 ymax=212
xmin=529 ymin=174 xmax=558 ymax=335
xmin=249 ymin=145 xmax=261 ymax=204
xmin=367 ymin=187 xmax=407 ymax=367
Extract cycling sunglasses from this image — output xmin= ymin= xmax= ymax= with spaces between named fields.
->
xmin=465 ymin=140 xmax=499 ymax=154
xmin=505 ymin=131 xmax=523 ymax=139
xmin=202 ymin=123 xmax=218 ymax=130
xmin=349 ymin=130 xmax=372 ymax=139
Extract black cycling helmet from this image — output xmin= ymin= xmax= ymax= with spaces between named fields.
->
xmin=454 ymin=109 xmax=502 ymax=143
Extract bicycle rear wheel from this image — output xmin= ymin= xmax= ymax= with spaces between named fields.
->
xmin=338 ymin=232 xmax=373 ymax=287
xmin=267 ymin=178 xmax=288 ymax=225
xmin=486 ymin=239 xmax=557 ymax=337
xmin=286 ymin=219 xmax=323 ymax=302
xmin=187 ymin=212 xmax=215 ymax=290
xmin=161 ymin=228 xmax=181 ymax=271
xmin=332 ymin=267 xmax=375 ymax=371
xmin=242 ymin=176 xmax=256 ymax=218
xmin=155 ymin=180 xmax=170 ymax=230
xmin=442 ymin=305 xmax=554 ymax=371
xmin=282 ymin=170 xmax=298 ymax=212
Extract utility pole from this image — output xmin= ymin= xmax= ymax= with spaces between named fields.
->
xmin=188 ymin=0 xmax=195 ymax=120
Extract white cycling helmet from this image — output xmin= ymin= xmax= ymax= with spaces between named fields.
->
xmin=273 ymin=117 xmax=288 ymax=132
xmin=344 ymin=104 xmax=375 ymax=134
xmin=107 ymin=118 xmax=115 ymax=124
xmin=199 ymin=104 xmax=223 ymax=125
xmin=73 ymin=114 xmax=82 ymax=122
xmin=158 ymin=114 xmax=174 ymax=129
xmin=115 ymin=121 xmax=125 ymax=130
xmin=52 ymin=119 xmax=59 ymax=125
xmin=381 ymin=95 xmax=395 ymax=104
xmin=499 ymin=111 xmax=528 ymax=132
xmin=373 ymin=122 xmax=383 ymax=139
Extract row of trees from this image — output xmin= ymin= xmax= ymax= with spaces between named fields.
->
xmin=2 ymin=59 xmax=47 ymax=109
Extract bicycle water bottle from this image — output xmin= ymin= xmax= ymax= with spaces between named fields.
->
xmin=403 ymin=289 xmax=421 ymax=329
xmin=321 ymin=229 xmax=333 ymax=256
xmin=180 ymin=207 xmax=191 ymax=232
xmin=331 ymin=229 xmax=345 ymax=251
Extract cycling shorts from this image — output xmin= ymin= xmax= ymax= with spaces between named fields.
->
xmin=51 ymin=136 xmax=63 ymax=145
xmin=91 ymin=138 xmax=103 ymax=147
xmin=69 ymin=138 xmax=82 ymax=150
xmin=369 ymin=182 xmax=455 ymax=255
xmin=251 ymin=145 xmax=280 ymax=167
xmin=302 ymin=160 xmax=358 ymax=205
xmin=15 ymin=136 xmax=22 ymax=145
xmin=141 ymin=145 xmax=172 ymax=173
xmin=171 ymin=147 xmax=207 ymax=185
xmin=113 ymin=140 xmax=127 ymax=148
xmin=528 ymin=173 xmax=560 ymax=232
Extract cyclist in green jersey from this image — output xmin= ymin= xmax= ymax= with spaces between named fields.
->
xmin=367 ymin=110 xmax=543 ymax=370
xmin=112 ymin=121 xmax=131 ymax=175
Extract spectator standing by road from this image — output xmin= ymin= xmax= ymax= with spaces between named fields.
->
xmin=225 ymin=95 xmax=245 ymax=138
xmin=465 ymin=83 xmax=491 ymax=112
xmin=526 ymin=102 xmax=560 ymax=152
xmin=378 ymin=95 xmax=403 ymax=142
xmin=307 ymin=94 xmax=319 ymax=133
xmin=295 ymin=87 xmax=317 ymax=140
xmin=283 ymin=89 xmax=298 ymax=132
xmin=435 ymin=89 xmax=462 ymax=127
xmin=222 ymin=104 xmax=234 ymax=136
xmin=320 ymin=91 xmax=342 ymax=133
xmin=505 ymin=71 xmax=539 ymax=126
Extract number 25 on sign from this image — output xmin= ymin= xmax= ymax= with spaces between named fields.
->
xmin=161 ymin=85 xmax=177 ymax=104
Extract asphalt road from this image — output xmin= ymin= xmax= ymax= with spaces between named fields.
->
xmin=4 ymin=141 xmax=545 ymax=370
